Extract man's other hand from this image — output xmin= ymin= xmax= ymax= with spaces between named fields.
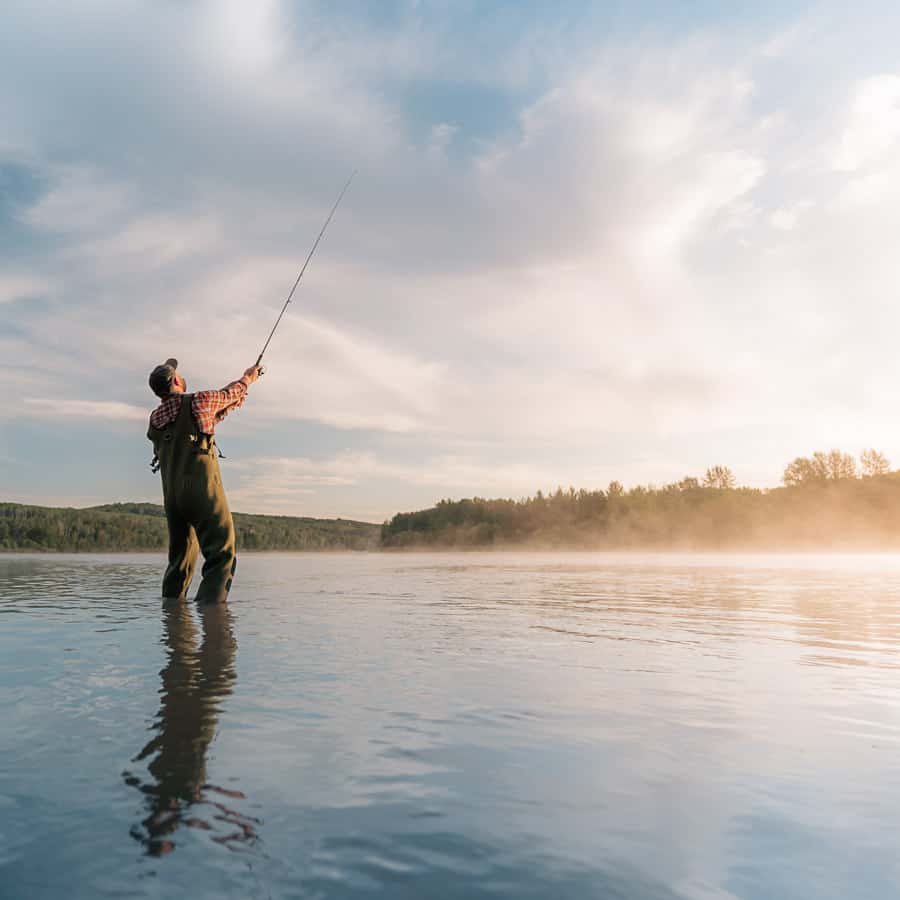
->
xmin=243 ymin=364 xmax=263 ymax=383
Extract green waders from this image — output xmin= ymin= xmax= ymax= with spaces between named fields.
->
xmin=147 ymin=395 xmax=236 ymax=603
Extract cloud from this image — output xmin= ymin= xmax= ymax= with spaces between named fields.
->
xmin=769 ymin=201 xmax=813 ymax=231
xmin=831 ymin=74 xmax=900 ymax=172
xmin=226 ymin=450 xmax=575 ymax=519
xmin=224 ymin=448 xmax=711 ymax=520
xmin=76 ymin=214 xmax=222 ymax=275
xmin=6 ymin=3 xmax=900 ymax=515
xmin=22 ymin=398 xmax=147 ymax=422
xmin=0 ymin=273 xmax=52 ymax=304
xmin=21 ymin=166 xmax=134 ymax=234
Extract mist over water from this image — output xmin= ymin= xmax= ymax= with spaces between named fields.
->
xmin=2 ymin=552 xmax=900 ymax=899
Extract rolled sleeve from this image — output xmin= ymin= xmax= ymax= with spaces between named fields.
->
xmin=220 ymin=378 xmax=250 ymax=402
xmin=193 ymin=379 xmax=250 ymax=433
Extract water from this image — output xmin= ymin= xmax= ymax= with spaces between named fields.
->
xmin=2 ymin=552 xmax=900 ymax=899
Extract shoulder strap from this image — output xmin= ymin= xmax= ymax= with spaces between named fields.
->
xmin=174 ymin=393 xmax=195 ymax=423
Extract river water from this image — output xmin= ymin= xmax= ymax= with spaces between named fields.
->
xmin=1 ymin=552 xmax=899 ymax=899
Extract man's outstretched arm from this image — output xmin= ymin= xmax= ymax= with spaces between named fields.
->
xmin=194 ymin=365 xmax=262 ymax=433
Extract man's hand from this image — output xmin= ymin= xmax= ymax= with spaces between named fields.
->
xmin=243 ymin=364 xmax=264 ymax=384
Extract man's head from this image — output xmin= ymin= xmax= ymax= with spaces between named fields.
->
xmin=148 ymin=358 xmax=185 ymax=398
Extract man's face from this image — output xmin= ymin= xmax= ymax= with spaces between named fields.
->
xmin=171 ymin=373 xmax=186 ymax=393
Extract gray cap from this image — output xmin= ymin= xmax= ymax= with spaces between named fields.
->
xmin=149 ymin=358 xmax=179 ymax=397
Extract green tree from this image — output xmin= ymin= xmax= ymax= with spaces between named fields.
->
xmin=607 ymin=480 xmax=624 ymax=498
xmin=703 ymin=466 xmax=736 ymax=490
xmin=783 ymin=450 xmax=856 ymax=486
xmin=783 ymin=456 xmax=822 ymax=486
xmin=819 ymin=449 xmax=857 ymax=480
xmin=860 ymin=448 xmax=890 ymax=477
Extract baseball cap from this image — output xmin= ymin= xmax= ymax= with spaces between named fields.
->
xmin=149 ymin=358 xmax=179 ymax=397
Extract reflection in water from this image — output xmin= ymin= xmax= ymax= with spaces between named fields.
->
xmin=8 ymin=553 xmax=900 ymax=897
xmin=124 ymin=600 xmax=258 ymax=856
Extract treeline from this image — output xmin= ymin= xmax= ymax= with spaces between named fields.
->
xmin=0 ymin=502 xmax=380 ymax=552
xmin=381 ymin=451 xmax=900 ymax=550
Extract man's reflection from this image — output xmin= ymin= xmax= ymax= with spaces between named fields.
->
xmin=124 ymin=600 xmax=258 ymax=855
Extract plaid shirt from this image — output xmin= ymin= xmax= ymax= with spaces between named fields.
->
xmin=149 ymin=376 xmax=251 ymax=435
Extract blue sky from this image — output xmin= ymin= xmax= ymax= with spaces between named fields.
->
xmin=3 ymin=0 xmax=900 ymax=521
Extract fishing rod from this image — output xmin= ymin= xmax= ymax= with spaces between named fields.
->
xmin=255 ymin=170 xmax=357 ymax=371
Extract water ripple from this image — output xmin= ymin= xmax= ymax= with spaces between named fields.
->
xmin=3 ymin=552 xmax=900 ymax=898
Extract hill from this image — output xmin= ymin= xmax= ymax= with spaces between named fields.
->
xmin=0 ymin=502 xmax=380 ymax=552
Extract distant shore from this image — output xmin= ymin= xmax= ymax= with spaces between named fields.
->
xmin=8 ymin=463 xmax=900 ymax=553
xmin=381 ymin=469 xmax=900 ymax=551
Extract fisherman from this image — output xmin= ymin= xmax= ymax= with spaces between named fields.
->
xmin=147 ymin=358 xmax=262 ymax=603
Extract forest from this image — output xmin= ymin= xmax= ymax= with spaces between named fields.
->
xmin=6 ymin=449 xmax=900 ymax=553
xmin=0 ymin=502 xmax=380 ymax=552
xmin=381 ymin=450 xmax=900 ymax=550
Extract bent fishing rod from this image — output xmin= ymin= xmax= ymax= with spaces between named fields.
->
xmin=255 ymin=170 xmax=357 ymax=372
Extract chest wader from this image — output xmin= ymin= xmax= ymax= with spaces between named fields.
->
xmin=147 ymin=395 xmax=237 ymax=604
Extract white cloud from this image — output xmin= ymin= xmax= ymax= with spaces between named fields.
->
xmin=199 ymin=0 xmax=285 ymax=75
xmin=22 ymin=167 xmax=134 ymax=233
xmin=769 ymin=201 xmax=813 ymax=231
xmin=0 ymin=273 xmax=52 ymax=304
xmin=76 ymin=214 xmax=222 ymax=274
xmin=831 ymin=74 xmax=900 ymax=172
xmin=760 ymin=23 xmax=807 ymax=59
xmin=22 ymin=397 xmax=147 ymax=421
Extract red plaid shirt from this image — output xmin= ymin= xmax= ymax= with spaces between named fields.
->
xmin=149 ymin=376 xmax=251 ymax=435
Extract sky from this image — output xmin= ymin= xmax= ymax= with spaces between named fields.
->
xmin=3 ymin=0 xmax=900 ymax=522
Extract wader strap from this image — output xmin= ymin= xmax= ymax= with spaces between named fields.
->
xmin=149 ymin=428 xmax=174 ymax=472
xmin=196 ymin=442 xmax=225 ymax=459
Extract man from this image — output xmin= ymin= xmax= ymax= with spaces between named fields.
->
xmin=147 ymin=358 xmax=262 ymax=603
